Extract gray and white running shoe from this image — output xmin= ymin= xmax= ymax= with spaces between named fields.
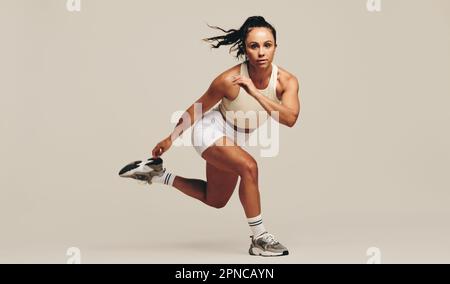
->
xmin=118 ymin=157 xmax=165 ymax=185
xmin=249 ymin=232 xmax=289 ymax=257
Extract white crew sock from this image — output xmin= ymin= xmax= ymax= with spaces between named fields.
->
xmin=151 ymin=170 xmax=176 ymax=186
xmin=247 ymin=214 xmax=266 ymax=238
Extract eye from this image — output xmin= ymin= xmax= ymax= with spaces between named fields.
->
xmin=265 ymin=43 xmax=272 ymax=48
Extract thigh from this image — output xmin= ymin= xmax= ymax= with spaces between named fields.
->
xmin=202 ymin=136 xmax=256 ymax=205
xmin=201 ymin=136 xmax=256 ymax=175
xmin=205 ymin=161 xmax=239 ymax=204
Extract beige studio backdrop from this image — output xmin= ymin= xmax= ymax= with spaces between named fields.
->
xmin=0 ymin=0 xmax=449 ymax=263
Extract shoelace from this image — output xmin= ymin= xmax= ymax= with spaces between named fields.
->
xmin=135 ymin=161 xmax=154 ymax=185
xmin=260 ymin=233 xmax=279 ymax=245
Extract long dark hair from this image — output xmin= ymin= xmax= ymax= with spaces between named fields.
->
xmin=202 ymin=16 xmax=277 ymax=60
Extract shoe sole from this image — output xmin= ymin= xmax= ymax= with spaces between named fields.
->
xmin=249 ymin=246 xmax=289 ymax=257
xmin=118 ymin=158 xmax=163 ymax=179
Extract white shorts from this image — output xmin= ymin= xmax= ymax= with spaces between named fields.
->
xmin=191 ymin=107 xmax=255 ymax=157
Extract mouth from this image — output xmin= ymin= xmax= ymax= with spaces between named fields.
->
xmin=257 ymin=59 xmax=268 ymax=63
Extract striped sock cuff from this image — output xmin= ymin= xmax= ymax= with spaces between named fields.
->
xmin=163 ymin=172 xmax=176 ymax=186
xmin=151 ymin=171 xmax=176 ymax=187
xmin=247 ymin=214 xmax=266 ymax=237
xmin=247 ymin=214 xmax=263 ymax=226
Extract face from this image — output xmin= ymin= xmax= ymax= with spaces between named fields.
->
xmin=244 ymin=27 xmax=277 ymax=68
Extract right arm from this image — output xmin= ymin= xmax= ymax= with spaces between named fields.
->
xmin=151 ymin=75 xmax=229 ymax=157
xmin=170 ymin=75 xmax=228 ymax=142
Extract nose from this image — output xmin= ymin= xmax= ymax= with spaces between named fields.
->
xmin=258 ymin=48 xmax=265 ymax=56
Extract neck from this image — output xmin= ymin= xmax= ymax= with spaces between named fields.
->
xmin=247 ymin=61 xmax=272 ymax=85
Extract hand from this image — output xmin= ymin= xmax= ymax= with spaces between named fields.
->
xmin=152 ymin=136 xmax=172 ymax=158
xmin=231 ymin=75 xmax=258 ymax=97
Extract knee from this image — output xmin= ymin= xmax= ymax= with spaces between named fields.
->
xmin=238 ymin=159 xmax=258 ymax=181
xmin=208 ymin=201 xmax=228 ymax=209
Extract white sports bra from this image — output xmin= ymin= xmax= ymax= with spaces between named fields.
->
xmin=218 ymin=61 xmax=281 ymax=131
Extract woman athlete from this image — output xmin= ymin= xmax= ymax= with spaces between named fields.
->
xmin=119 ymin=16 xmax=300 ymax=257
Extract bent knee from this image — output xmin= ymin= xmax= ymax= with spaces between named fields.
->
xmin=238 ymin=159 xmax=258 ymax=179
xmin=208 ymin=201 xmax=228 ymax=209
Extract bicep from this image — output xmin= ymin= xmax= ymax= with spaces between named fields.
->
xmin=281 ymin=77 xmax=300 ymax=115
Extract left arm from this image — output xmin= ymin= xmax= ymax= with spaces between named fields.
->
xmin=233 ymin=75 xmax=301 ymax=127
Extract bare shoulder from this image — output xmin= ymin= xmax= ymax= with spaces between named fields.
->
xmin=276 ymin=65 xmax=299 ymax=99
xmin=209 ymin=63 xmax=241 ymax=99
xmin=277 ymin=66 xmax=299 ymax=88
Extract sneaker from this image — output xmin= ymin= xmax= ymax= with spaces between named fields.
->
xmin=248 ymin=232 xmax=289 ymax=257
xmin=118 ymin=157 xmax=165 ymax=185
